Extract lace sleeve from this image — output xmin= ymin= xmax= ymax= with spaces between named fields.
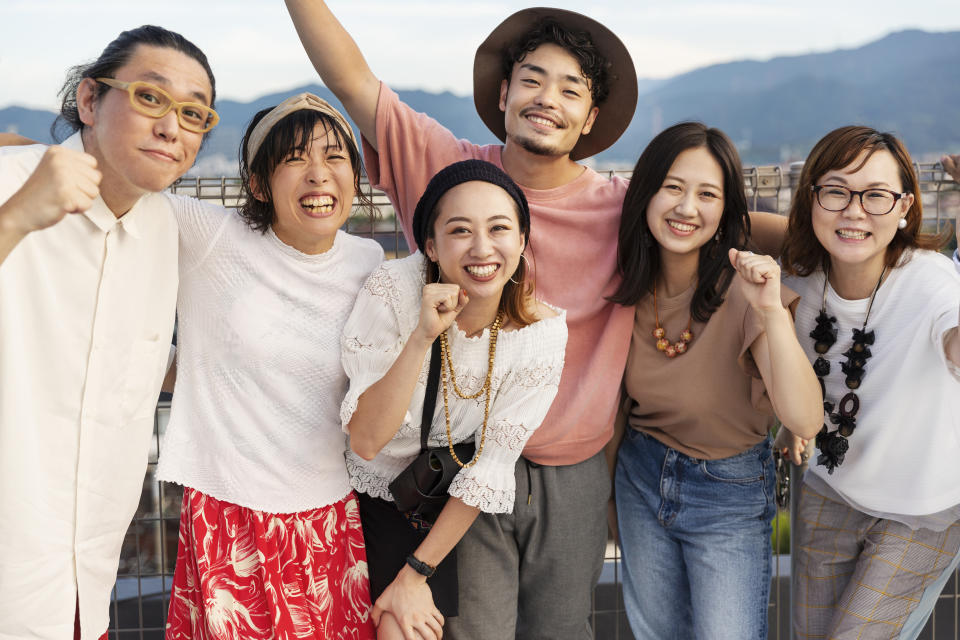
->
xmin=448 ymin=326 xmax=566 ymax=514
xmin=339 ymin=265 xmax=407 ymax=432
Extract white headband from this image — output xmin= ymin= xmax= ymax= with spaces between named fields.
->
xmin=244 ymin=92 xmax=358 ymax=167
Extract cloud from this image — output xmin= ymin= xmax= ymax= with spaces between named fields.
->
xmin=2 ymin=0 xmax=959 ymax=107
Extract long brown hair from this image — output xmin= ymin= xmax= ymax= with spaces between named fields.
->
xmin=781 ymin=126 xmax=946 ymax=276
xmin=609 ymin=122 xmax=751 ymax=322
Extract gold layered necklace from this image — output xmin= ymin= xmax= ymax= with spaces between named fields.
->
xmin=438 ymin=310 xmax=505 ymax=468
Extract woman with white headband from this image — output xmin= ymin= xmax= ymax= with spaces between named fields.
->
xmin=156 ymin=94 xmax=382 ymax=639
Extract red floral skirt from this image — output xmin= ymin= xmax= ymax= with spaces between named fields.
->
xmin=165 ymin=488 xmax=375 ymax=640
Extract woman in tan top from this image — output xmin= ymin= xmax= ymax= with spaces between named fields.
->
xmin=609 ymin=122 xmax=821 ymax=639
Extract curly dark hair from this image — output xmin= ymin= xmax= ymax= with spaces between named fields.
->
xmin=52 ymin=25 xmax=215 ymax=142
xmin=237 ymin=107 xmax=375 ymax=233
xmin=609 ymin=122 xmax=752 ymax=322
xmin=502 ymin=17 xmax=610 ymax=105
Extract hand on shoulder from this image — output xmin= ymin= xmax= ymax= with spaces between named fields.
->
xmin=942 ymin=154 xmax=960 ymax=183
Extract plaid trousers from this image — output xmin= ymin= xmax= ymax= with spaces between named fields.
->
xmin=793 ymin=482 xmax=960 ymax=639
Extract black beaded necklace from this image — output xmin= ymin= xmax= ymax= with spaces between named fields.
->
xmin=809 ymin=266 xmax=885 ymax=474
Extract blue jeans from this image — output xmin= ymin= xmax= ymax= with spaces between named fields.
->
xmin=615 ymin=429 xmax=776 ymax=639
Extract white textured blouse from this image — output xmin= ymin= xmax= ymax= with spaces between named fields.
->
xmin=0 ymin=134 xmax=178 ymax=640
xmin=156 ymin=196 xmax=383 ymax=513
xmin=340 ymin=253 xmax=567 ymax=514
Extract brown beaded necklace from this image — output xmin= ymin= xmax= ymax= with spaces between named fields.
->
xmin=652 ymin=282 xmax=694 ymax=358
xmin=438 ymin=310 xmax=505 ymax=468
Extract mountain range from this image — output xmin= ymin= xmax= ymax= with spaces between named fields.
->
xmin=3 ymin=28 xmax=958 ymax=170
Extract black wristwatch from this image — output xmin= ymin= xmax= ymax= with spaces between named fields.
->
xmin=405 ymin=553 xmax=436 ymax=578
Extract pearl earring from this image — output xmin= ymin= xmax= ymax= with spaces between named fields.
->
xmin=897 ymin=218 xmax=907 ymax=229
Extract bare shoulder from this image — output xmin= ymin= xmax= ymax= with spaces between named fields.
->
xmin=529 ymin=300 xmax=560 ymax=321
xmin=500 ymin=300 xmax=561 ymax=333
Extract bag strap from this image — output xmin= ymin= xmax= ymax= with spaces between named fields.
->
xmin=419 ymin=337 xmax=442 ymax=453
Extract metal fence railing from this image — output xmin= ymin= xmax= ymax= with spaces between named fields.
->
xmin=108 ymin=164 xmax=960 ymax=639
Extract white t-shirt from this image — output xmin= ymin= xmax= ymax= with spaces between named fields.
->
xmin=784 ymin=250 xmax=960 ymax=521
xmin=0 ymin=134 xmax=178 ymax=640
xmin=340 ymin=253 xmax=567 ymax=514
xmin=156 ymin=196 xmax=383 ymax=513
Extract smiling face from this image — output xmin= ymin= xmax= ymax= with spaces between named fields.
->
xmin=78 ymin=44 xmax=211 ymax=213
xmin=811 ymin=149 xmax=913 ymax=278
xmin=645 ymin=146 xmax=725 ymax=262
xmin=266 ymin=122 xmax=357 ymax=254
xmin=423 ymin=181 xmax=526 ymax=302
xmin=498 ymin=43 xmax=599 ymax=158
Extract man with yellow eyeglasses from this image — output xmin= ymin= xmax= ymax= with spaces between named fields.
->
xmin=0 ymin=25 xmax=217 ymax=640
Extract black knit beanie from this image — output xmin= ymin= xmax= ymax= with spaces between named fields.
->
xmin=411 ymin=159 xmax=530 ymax=250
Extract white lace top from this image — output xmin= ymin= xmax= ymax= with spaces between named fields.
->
xmin=340 ymin=253 xmax=567 ymax=514
xmin=157 ymin=195 xmax=383 ymax=513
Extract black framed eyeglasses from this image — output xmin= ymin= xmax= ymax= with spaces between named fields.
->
xmin=811 ymin=184 xmax=907 ymax=216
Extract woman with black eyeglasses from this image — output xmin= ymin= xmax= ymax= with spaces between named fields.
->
xmin=778 ymin=126 xmax=960 ymax=639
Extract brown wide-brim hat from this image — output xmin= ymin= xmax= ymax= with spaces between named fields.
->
xmin=473 ymin=7 xmax=638 ymax=161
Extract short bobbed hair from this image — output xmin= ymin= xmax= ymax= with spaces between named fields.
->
xmin=781 ymin=125 xmax=945 ymax=276
xmin=237 ymin=107 xmax=373 ymax=233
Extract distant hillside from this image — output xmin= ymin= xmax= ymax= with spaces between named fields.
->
xmin=3 ymin=29 xmax=958 ymax=169
xmin=607 ymin=29 xmax=960 ymax=164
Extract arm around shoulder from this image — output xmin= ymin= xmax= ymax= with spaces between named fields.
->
xmin=747 ymin=211 xmax=788 ymax=257
xmin=0 ymin=133 xmax=38 ymax=147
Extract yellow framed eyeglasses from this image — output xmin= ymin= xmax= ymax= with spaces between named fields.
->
xmin=95 ymin=77 xmax=220 ymax=133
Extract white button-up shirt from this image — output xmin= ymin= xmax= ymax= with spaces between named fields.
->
xmin=0 ymin=133 xmax=178 ymax=640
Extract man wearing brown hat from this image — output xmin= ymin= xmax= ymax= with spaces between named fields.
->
xmin=283 ymin=4 xmax=781 ymax=638
xmin=284 ymin=3 xmax=637 ymax=638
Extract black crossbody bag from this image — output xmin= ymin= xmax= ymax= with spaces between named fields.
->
xmin=388 ymin=338 xmax=475 ymax=523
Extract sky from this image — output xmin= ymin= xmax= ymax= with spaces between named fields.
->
xmin=2 ymin=0 xmax=959 ymax=111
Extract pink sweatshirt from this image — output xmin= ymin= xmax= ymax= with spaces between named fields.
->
xmin=362 ymin=84 xmax=632 ymax=465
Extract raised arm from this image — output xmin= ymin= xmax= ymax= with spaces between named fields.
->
xmin=284 ymin=0 xmax=381 ymax=145
xmin=0 ymin=146 xmax=101 ymax=265
xmin=347 ymin=282 xmax=467 ymax=460
xmin=729 ymin=249 xmax=822 ymax=439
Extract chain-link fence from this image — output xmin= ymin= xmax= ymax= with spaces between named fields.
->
xmin=107 ymin=165 xmax=960 ymax=639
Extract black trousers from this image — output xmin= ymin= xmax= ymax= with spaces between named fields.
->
xmin=356 ymin=491 xmax=459 ymax=617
